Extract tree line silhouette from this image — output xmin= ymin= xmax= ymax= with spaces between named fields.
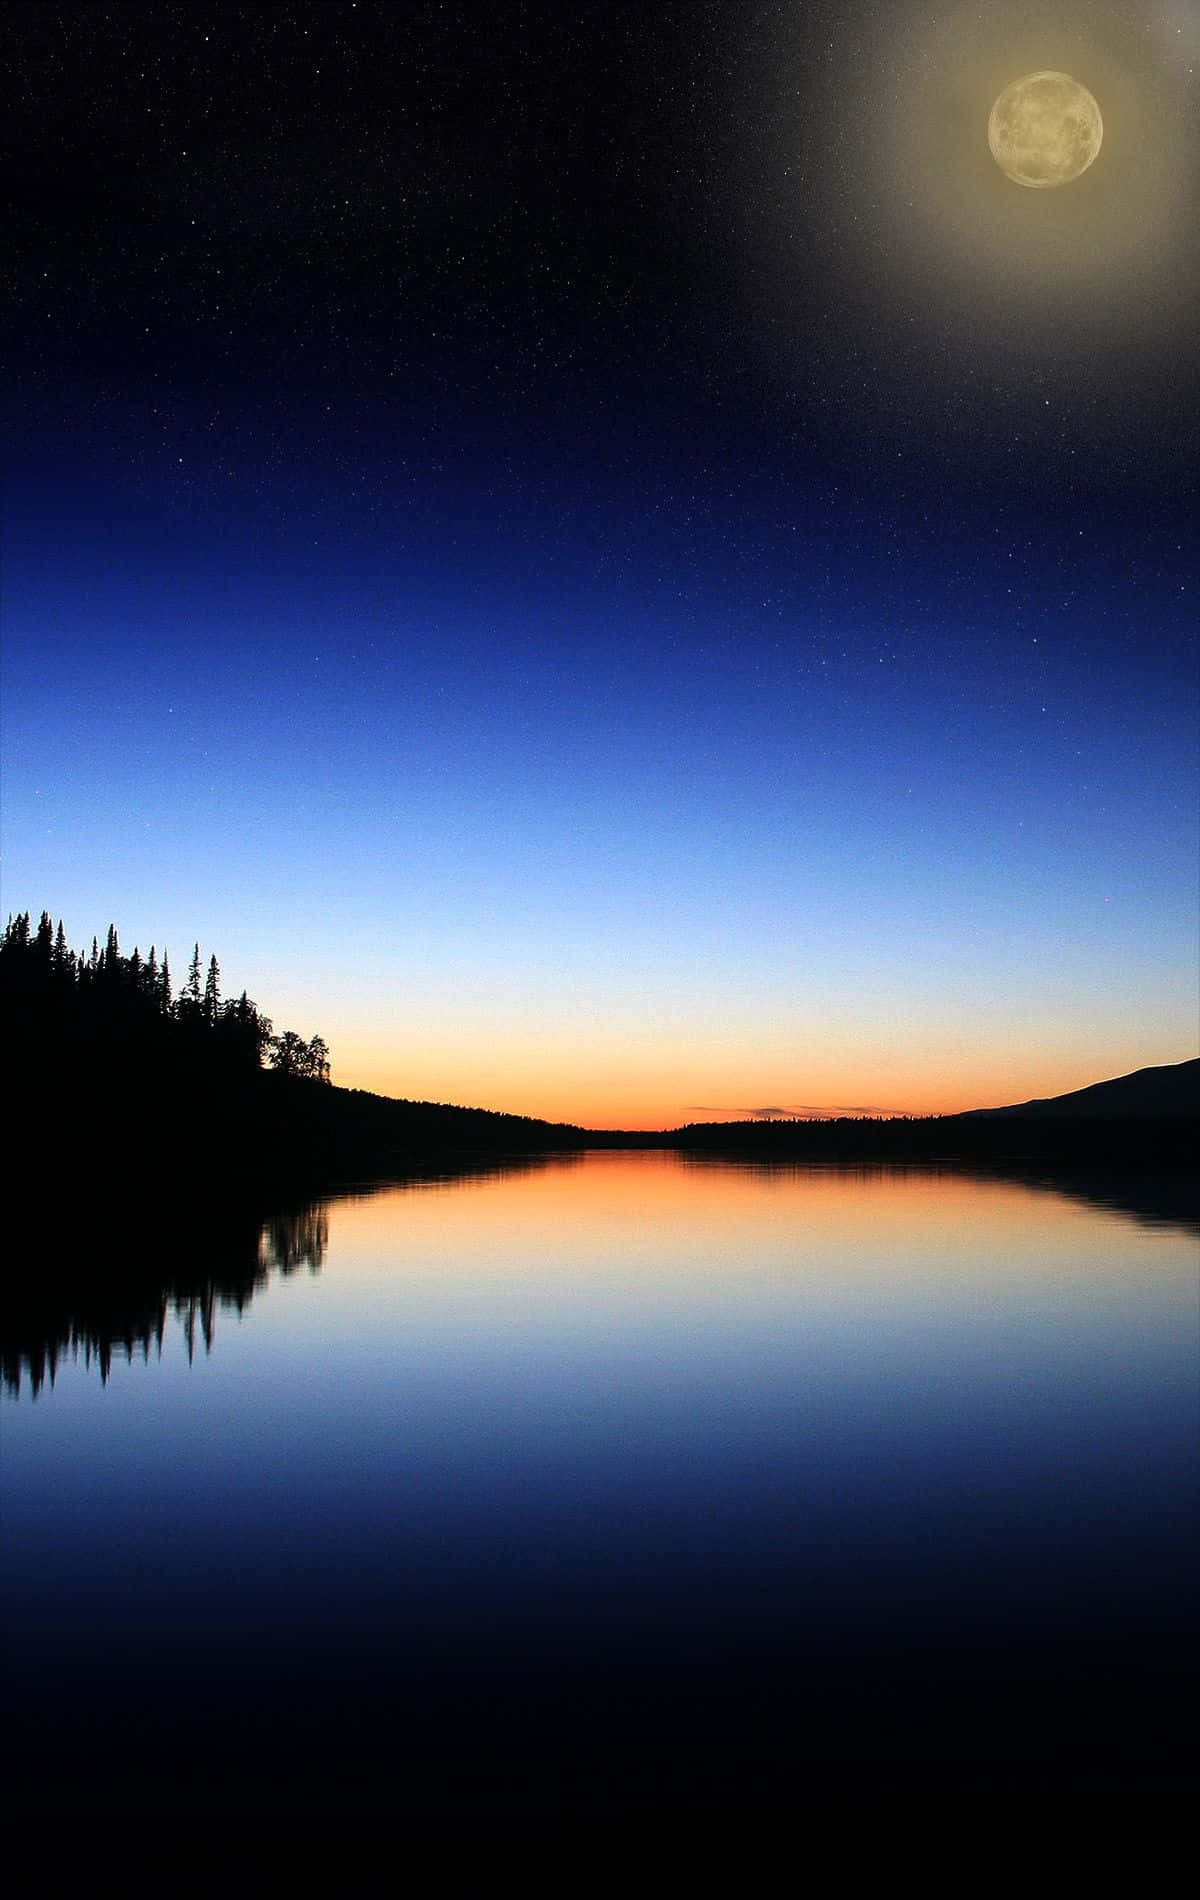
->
xmin=3 ymin=906 xmax=589 ymax=1191
xmin=1 ymin=910 xmax=330 ymax=1082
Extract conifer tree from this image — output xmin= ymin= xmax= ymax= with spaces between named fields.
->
xmin=185 ymin=943 xmax=202 ymax=1010
xmin=204 ymin=954 xmax=221 ymax=1025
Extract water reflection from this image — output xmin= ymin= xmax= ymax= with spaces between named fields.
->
xmin=4 ymin=1150 xmax=1194 ymax=1402
xmin=2 ymin=1151 xmax=1195 ymax=1841
xmin=1 ymin=1155 xmax=567 ymax=1397
xmin=1 ymin=1198 xmax=324 ymax=1397
xmin=676 ymin=1152 xmax=1200 ymax=1237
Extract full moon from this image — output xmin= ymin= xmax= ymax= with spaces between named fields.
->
xmin=988 ymin=71 xmax=1103 ymax=189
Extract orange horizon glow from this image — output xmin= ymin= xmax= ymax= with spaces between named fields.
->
xmin=328 ymin=1037 xmax=1190 ymax=1132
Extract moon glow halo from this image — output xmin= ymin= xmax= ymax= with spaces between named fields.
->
xmin=988 ymin=71 xmax=1103 ymax=188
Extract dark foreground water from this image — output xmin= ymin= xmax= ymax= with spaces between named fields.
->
xmin=3 ymin=1154 xmax=1196 ymax=1846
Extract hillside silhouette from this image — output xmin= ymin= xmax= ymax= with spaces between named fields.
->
xmin=664 ymin=1060 xmax=1197 ymax=1200
xmin=958 ymin=1059 xmax=1199 ymax=1119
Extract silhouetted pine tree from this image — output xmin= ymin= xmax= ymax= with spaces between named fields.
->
xmin=184 ymin=943 xmax=202 ymax=1013
xmin=204 ymin=955 xmax=220 ymax=1025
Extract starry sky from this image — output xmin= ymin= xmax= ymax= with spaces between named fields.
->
xmin=3 ymin=1 xmax=1197 ymax=1128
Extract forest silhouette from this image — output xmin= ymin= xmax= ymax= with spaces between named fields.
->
xmin=2 ymin=908 xmax=327 ymax=1084
xmin=2 ymin=910 xmax=588 ymax=1188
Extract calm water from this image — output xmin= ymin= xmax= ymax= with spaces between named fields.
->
xmin=3 ymin=1154 xmax=1196 ymax=1839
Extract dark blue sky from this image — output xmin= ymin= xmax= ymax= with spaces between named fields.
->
xmin=3 ymin=1 xmax=1196 ymax=1123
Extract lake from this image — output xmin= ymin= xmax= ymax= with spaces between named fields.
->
xmin=3 ymin=1152 xmax=1196 ymax=1845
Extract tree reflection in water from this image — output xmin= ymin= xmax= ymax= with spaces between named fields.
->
xmin=2 ymin=1197 xmax=328 ymax=1397
xmin=2 ymin=1157 xmax=564 ymax=1398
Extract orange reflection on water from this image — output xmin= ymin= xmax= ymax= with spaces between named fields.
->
xmin=321 ymin=1149 xmax=1141 ymax=1291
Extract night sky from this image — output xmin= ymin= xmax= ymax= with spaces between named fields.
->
xmin=4 ymin=1 xmax=1197 ymax=1127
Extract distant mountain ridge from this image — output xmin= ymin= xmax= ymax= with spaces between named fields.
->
xmin=956 ymin=1058 xmax=1199 ymax=1120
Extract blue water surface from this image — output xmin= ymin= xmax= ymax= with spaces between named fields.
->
xmin=3 ymin=1155 xmax=1196 ymax=1838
